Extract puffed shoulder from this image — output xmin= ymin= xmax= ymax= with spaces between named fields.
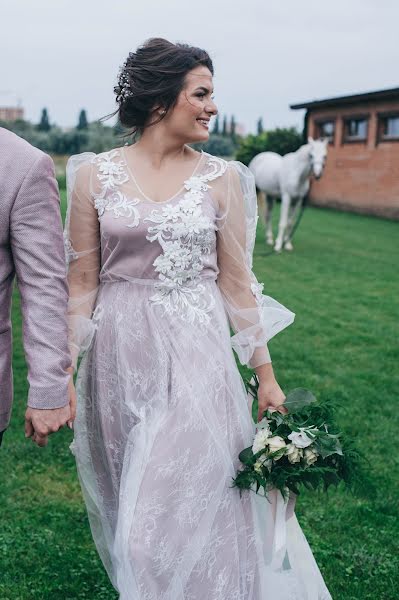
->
xmin=226 ymin=160 xmax=256 ymax=185
xmin=67 ymin=152 xmax=97 ymax=173
xmin=66 ymin=152 xmax=97 ymax=191
xmin=224 ymin=160 xmax=257 ymax=209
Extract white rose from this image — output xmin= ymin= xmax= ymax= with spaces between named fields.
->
xmin=286 ymin=443 xmax=303 ymax=464
xmin=304 ymin=447 xmax=319 ymax=466
xmin=252 ymin=429 xmax=271 ymax=455
xmin=267 ymin=436 xmax=286 ymax=459
xmin=288 ymin=428 xmax=315 ymax=449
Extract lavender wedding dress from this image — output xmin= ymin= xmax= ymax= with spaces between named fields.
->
xmin=64 ymin=147 xmax=331 ymax=600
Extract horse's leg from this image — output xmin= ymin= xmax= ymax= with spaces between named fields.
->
xmin=275 ymin=192 xmax=290 ymax=252
xmin=284 ymin=196 xmax=304 ymax=250
xmin=284 ymin=199 xmax=298 ymax=251
xmin=284 ymin=239 xmax=294 ymax=251
xmin=264 ymin=194 xmax=274 ymax=246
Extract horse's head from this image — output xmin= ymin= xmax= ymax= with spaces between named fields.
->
xmin=307 ymin=137 xmax=328 ymax=180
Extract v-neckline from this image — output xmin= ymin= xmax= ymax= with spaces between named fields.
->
xmin=121 ymin=147 xmax=205 ymax=205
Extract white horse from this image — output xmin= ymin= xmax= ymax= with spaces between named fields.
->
xmin=249 ymin=137 xmax=328 ymax=252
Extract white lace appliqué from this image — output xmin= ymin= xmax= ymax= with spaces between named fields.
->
xmin=92 ymin=150 xmax=140 ymax=228
xmin=250 ymin=281 xmax=265 ymax=304
xmin=144 ymin=155 xmax=227 ymax=325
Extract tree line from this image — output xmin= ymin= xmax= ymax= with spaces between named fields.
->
xmin=1 ymin=107 xmax=303 ymax=162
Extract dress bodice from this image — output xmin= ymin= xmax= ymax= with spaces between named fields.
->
xmin=89 ymin=148 xmax=227 ymax=286
xmin=65 ymin=146 xmax=295 ymax=370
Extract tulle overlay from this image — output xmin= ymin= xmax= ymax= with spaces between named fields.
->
xmin=65 ymin=148 xmax=331 ymax=599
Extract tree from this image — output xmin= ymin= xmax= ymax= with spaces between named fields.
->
xmin=235 ymin=127 xmax=302 ymax=165
xmin=257 ymin=117 xmax=264 ymax=135
xmin=191 ymin=134 xmax=235 ymax=158
xmin=230 ymin=115 xmax=236 ymax=141
xmin=77 ymin=109 xmax=88 ymax=130
xmin=222 ymin=115 xmax=228 ymax=137
xmin=212 ymin=115 xmax=219 ymax=135
xmin=266 ymin=128 xmax=302 ymax=156
xmin=38 ymin=108 xmax=51 ymax=132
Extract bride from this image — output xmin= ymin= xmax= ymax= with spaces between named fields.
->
xmin=65 ymin=37 xmax=331 ymax=599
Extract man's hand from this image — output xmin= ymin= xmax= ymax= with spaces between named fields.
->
xmin=25 ymin=366 xmax=77 ymax=447
xmin=25 ymin=405 xmax=70 ymax=447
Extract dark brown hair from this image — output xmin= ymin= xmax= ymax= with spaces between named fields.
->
xmin=114 ymin=38 xmax=214 ymax=135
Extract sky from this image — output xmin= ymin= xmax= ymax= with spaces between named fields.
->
xmin=1 ymin=0 xmax=399 ymax=134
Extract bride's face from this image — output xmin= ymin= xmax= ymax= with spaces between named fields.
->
xmin=162 ymin=66 xmax=218 ymax=143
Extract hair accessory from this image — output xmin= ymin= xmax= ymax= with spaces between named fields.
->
xmin=114 ymin=59 xmax=134 ymax=104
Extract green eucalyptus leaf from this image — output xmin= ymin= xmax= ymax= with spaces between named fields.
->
xmin=238 ymin=446 xmax=255 ymax=466
xmin=315 ymin=435 xmax=343 ymax=458
xmin=283 ymin=388 xmax=317 ymax=413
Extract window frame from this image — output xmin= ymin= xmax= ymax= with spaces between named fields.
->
xmin=376 ymin=111 xmax=399 ymax=143
xmin=313 ymin=117 xmax=336 ymax=145
xmin=342 ymin=113 xmax=370 ymax=144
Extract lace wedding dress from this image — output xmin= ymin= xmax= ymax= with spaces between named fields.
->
xmin=65 ymin=147 xmax=331 ymax=600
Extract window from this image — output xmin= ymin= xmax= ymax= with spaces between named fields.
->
xmin=316 ymin=120 xmax=335 ymax=143
xmin=378 ymin=113 xmax=399 ymax=141
xmin=343 ymin=116 xmax=369 ymax=142
xmin=385 ymin=116 xmax=399 ymax=137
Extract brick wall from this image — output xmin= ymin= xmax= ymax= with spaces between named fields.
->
xmin=307 ymin=101 xmax=399 ymax=219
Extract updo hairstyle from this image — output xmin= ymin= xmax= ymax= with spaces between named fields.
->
xmin=114 ymin=38 xmax=214 ymax=135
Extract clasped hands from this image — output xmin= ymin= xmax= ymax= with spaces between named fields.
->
xmin=24 ymin=366 xmax=77 ymax=447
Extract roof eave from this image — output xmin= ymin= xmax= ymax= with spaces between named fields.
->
xmin=290 ymin=87 xmax=399 ymax=111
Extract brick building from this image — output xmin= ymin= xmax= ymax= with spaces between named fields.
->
xmin=291 ymin=87 xmax=399 ymax=219
xmin=0 ymin=106 xmax=24 ymax=122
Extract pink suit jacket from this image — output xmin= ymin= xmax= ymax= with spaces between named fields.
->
xmin=0 ymin=128 xmax=70 ymax=433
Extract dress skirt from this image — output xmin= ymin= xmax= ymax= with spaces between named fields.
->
xmin=72 ymin=279 xmax=331 ymax=600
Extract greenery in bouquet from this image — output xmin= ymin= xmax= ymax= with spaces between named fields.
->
xmin=233 ymin=375 xmax=368 ymax=500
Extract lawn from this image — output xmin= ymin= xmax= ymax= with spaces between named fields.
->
xmin=1 ymin=198 xmax=398 ymax=599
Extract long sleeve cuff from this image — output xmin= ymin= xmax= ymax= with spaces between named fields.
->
xmin=27 ymin=381 xmax=69 ymax=410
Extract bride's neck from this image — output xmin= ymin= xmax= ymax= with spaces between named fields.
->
xmin=133 ymin=126 xmax=190 ymax=168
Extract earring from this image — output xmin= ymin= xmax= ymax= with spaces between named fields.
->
xmin=159 ymin=109 xmax=166 ymax=116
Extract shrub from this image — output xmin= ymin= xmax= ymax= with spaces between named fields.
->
xmin=0 ymin=119 xmax=121 ymax=156
xmin=191 ymin=134 xmax=237 ymax=158
xmin=236 ymin=127 xmax=303 ymax=165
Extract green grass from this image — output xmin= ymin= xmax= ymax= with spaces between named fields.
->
xmin=1 ymin=200 xmax=398 ymax=599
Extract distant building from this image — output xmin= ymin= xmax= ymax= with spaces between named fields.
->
xmin=0 ymin=106 xmax=24 ymax=122
xmin=291 ymin=87 xmax=399 ymax=219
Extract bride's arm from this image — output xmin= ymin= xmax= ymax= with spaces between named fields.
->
xmin=64 ymin=155 xmax=101 ymax=371
xmin=215 ymin=162 xmax=295 ymax=416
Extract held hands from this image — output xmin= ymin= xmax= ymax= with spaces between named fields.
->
xmin=255 ymin=364 xmax=287 ymax=421
xmin=24 ymin=366 xmax=77 ymax=447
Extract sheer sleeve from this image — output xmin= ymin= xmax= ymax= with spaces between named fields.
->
xmin=215 ymin=161 xmax=295 ymax=368
xmin=64 ymin=153 xmax=101 ymax=370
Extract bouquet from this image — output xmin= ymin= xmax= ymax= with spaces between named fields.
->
xmin=233 ymin=375 xmax=365 ymax=500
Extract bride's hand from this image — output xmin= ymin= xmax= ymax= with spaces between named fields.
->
xmin=257 ymin=378 xmax=287 ymax=421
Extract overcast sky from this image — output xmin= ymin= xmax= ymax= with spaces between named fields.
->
xmin=1 ymin=0 xmax=398 ymax=133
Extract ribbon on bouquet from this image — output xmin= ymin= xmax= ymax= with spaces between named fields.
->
xmin=270 ymin=489 xmax=296 ymax=571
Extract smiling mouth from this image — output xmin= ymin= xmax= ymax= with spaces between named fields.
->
xmin=197 ymin=119 xmax=209 ymax=128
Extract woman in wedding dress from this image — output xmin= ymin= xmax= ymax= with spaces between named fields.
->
xmin=65 ymin=37 xmax=331 ymax=599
